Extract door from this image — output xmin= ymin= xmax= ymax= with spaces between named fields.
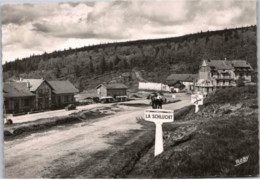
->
xmin=58 ymin=96 xmax=61 ymax=106
xmin=14 ymin=100 xmax=19 ymax=112
xmin=38 ymin=98 xmax=43 ymax=110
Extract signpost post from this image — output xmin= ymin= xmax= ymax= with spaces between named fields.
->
xmin=144 ymin=109 xmax=174 ymax=156
xmin=191 ymin=94 xmax=203 ymax=113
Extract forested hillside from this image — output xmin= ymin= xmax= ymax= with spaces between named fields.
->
xmin=3 ymin=25 xmax=257 ymax=91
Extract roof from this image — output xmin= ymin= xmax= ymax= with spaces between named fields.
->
xmin=166 ymin=74 xmax=198 ymax=82
xmin=231 ymin=60 xmax=253 ymax=69
xmin=3 ymin=82 xmax=35 ymax=98
xmin=206 ymin=60 xmax=233 ymax=70
xmin=96 ymin=83 xmax=128 ymax=89
xmin=19 ymin=79 xmax=49 ymax=91
xmin=48 ymin=80 xmax=79 ymax=94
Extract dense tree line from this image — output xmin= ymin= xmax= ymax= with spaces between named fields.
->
xmin=3 ymin=25 xmax=257 ymax=91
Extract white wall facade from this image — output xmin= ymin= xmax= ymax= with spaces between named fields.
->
xmin=138 ymin=82 xmax=171 ymax=92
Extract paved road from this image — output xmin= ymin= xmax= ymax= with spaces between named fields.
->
xmin=4 ymin=93 xmax=191 ymax=178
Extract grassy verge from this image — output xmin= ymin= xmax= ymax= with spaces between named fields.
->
xmin=126 ymin=86 xmax=259 ymax=178
xmin=69 ymin=86 xmax=258 ymax=178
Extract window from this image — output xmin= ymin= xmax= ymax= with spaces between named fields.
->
xmin=4 ymin=101 xmax=8 ymax=109
xmin=24 ymin=98 xmax=30 ymax=106
xmin=64 ymin=95 xmax=69 ymax=102
xmin=45 ymin=98 xmax=49 ymax=107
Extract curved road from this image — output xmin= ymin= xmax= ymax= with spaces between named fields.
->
xmin=4 ymin=93 xmax=191 ymax=178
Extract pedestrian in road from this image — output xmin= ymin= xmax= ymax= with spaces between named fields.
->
xmin=156 ymin=95 xmax=163 ymax=109
xmin=151 ymin=95 xmax=157 ymax=109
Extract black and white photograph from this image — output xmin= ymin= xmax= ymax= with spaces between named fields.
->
xmin=1 ymin=0 xmax=259 ymax=178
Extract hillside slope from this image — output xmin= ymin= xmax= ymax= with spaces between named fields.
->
xmin=3 ymin=25 xmax=257 ymax=91
xmin=126 ymin=86 xmax=258 ymax=178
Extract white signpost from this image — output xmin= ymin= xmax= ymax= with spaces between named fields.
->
xmin=191 ymin=94 xmax=203 ymax=113
xmin=144 ymin=109 xmax=174 ymax=156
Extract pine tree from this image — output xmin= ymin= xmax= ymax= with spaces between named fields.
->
xmin=100 ymin=56 xmax=106 ymax=74
xmin=89 ymin=60 xmax=94 ymax=73
xmin=38 ymin=60 xmax=45 ymax=70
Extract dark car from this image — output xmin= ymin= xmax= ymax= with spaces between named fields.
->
xmin=92 ymin=97 xmax=100 ymax=103
xmin=100 ymin=96 xmax=114 ymax=103
xmin=115 ymin=96 xmax=128 ymax=102
xmin=65 ymin=104 xmax=76 ymax=111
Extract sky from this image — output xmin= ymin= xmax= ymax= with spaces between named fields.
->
xmin=1 ymin=0 xmax=257 ymax=63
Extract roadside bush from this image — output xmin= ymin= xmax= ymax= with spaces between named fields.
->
xmin=205 ymin=86 xmax=257 ymax=105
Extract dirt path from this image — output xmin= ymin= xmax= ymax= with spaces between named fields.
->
xmin=11 ymin=103 xmax=113 ymax=124
xmin=4 ymin=94 xmax=190 ymax=178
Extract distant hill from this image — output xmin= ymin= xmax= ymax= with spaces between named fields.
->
xmin=3 ymin=25 xmax=257 ymax=91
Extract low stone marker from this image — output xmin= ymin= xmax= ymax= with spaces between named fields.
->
xmin=191 ymin=94 xmax=203 ymax=113
xmin=144 ymin=109 xmax=174 ymax=156
xmin=172 ymin=94 xmax=176 ymax=99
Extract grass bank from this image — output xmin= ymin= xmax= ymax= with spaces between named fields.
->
xmin=128 ymin=86 xmax=259 ymax=178
xmin=66 ymin=86 xmax=258 ymax=178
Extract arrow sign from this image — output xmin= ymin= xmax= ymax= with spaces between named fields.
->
xmin=144 ymin=109 xmax=174 ymax=156
xmin=191 ymin=94 xmax=203 ymax=105
xmin=191 ymin=94 xmax=203 ymax=113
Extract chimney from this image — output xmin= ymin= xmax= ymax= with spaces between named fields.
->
xmin=26 ymin=82 xmax=30 ymax=89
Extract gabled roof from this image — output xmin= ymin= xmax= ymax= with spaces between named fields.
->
xmin=48 ymin=80 xmax=79 ymax=94
xmin=3 ymin=82 xmax=34 ymax=98
xmin=231 ymin=60 xmax=253 ymax=69
xmin=96 ymin=83 xmax=128 ymax=89
xmin=19 ymin=79 xmax=53 ymax=91
xmin=206 ymin=60 xmax=233 ymax=70
xmin=166 ymin=74 xmax=198 ymax=82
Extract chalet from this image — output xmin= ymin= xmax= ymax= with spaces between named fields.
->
xmin=3 ymin=79 xmax=79 ymax=114
xmin=48 ymin=80 xmax=79 ymax=108
xmin=195 ymin=59 xmax=253 ymax=94
xmin=231 ymin=60 xmax=253 ymax=81
xmin=96 ymin=83 xmax=128 ymax=98
xmin=165 ymin=74 xmax=197 ymax=92
xmin=3 ymin=82 xmax=35 ymax=114
xmin=19 ymin=79 xmax=53 ymax=110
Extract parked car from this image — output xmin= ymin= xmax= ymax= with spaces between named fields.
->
xmin=100 ymin=96 xmax=114 ymax=103
xmin=115 ymin=96 xmax=128 ymax=102
xmin=77 ymin=99 xmax=90 ymax=106
xmin=92 ymin=97 xmax=100 ymax=103
xmin=65 ymin=104 xmax=76 ymax=111
xmin=4 ymin=113 xmax=13 ymax=125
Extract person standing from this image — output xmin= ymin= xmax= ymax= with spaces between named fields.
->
xmin=156 ymin=95 xmax=163 ymax=109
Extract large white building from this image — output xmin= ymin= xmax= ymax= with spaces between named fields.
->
xmin=195 ymin=59 xmax=253 ymax=94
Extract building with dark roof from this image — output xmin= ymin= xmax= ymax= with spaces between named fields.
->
xmin=19 ymin=79 xmax=53 ymax=110
xmin=4 ymin=79 xmax=79 ymax=113
xmin=96 ymin=83 xmax=128 ymax=98
xmin=3 ymin=82 xmax=35 ymax=113
xmin=196 ymin=59 xmax=253 ymax=95
xmin=166 ymin=74 xmax=197 ymax=92
xmin=48 ymin=80 xmax=79 ymax=108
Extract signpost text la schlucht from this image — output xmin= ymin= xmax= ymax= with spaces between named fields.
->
xmin=144 ymin=109 xmax=174 ymax=157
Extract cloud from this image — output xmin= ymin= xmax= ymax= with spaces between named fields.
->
xmin=1 ymin=0 xmax=257 ymax=63
xmin=1 ymin=3 xmax=58 ymax=25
